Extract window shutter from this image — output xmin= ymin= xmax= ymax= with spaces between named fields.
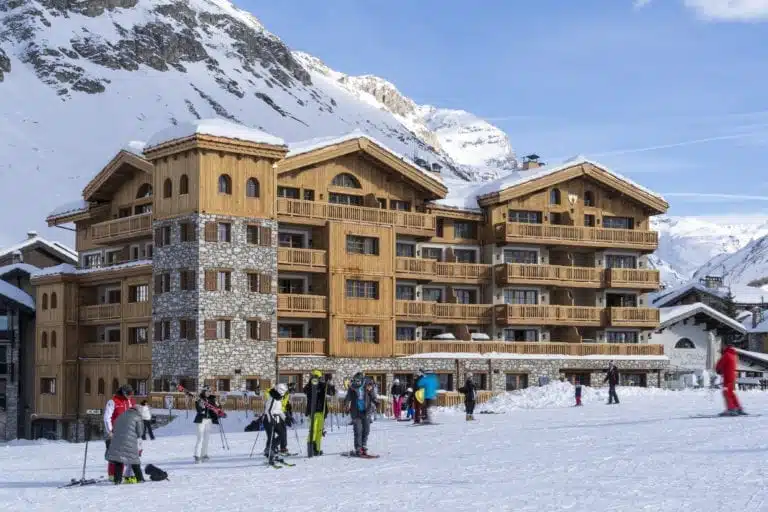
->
xmin=259 ymin=320 xmax=272 ymax=341
xmin=189 ymin=320 xmax=197 ymax=340
xmin=180 ymin=270 xmax=187 ymax=290
xmin=154 ymin=228 xmax=163 ymax=247
xmin=154 ymin=274 xmax=162 ymax=294
xmin=204 ymin=320 xmax=217 ymax=340
xmin=259 ymin=273 xmax=272 ymax=294
xmin=154 ymin=322 xmax=162 ymax=342
xmin=179 ymin=320 xmax=187 ymax=340
xmin=260 ymin=227 xmax=272 ymax=247
xmin=204 ymin=271 xmax=217 ymax=291
xmin=204 ymin=222 xmax=217 ymax=242
xmin=188 ymin=223 xmax=197 ymax=242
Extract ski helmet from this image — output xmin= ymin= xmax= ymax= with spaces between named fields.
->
xmin=393 ymin=378 xmax=400 ymax=384
xmin=311 ymin=369 xmax=322 ymax=378
xmin=120 ymin=384 xmax=134 ymax=396
xmin=277 ymin=383 xmax=288 ymax=395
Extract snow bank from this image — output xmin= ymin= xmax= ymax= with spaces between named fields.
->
xmin=146 ymin=118 xmax=286 ymax=148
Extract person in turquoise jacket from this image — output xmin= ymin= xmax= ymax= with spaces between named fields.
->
xmin=421 ymin=370 xmax=439 ymax=424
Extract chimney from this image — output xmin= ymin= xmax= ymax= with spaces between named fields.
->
xmin=26 ymin=230 xmax=38 ymax=239
xmin=11 ymin=250 xmax=22 ymax=264
xmin=522 ymin=154 xmax=543 ymax=170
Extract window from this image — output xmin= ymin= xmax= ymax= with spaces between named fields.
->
xmin=508 ymin=210 xmax=542 ymax=224
xmin=154 ymin=272 xmax=171 ymax=294
xmin=247 ymin=225 xmax=272 ymax=246
xmin=246 ymin=178 xmax=260 ymax=198
xmin=179 ymin=319 xmax=196 ymax=340
xmin=51 ymin=330 xmax=57 ymax=348
xmin=127 ymin=379 xmax=148 ymax=396
xmin=40 ymin=378 xmax=56 ymax=395
xmin=605 ymin=293 xmax=637 ymax=308
xmin=396 ymin=243 xmax=415 ymax=258
xmin=106 ymin=288 xmax=121 ymax=304
xmin=345 ymin=325 xmax=379 ymax=343
xmin=396 ymin=285 xmax=415 ymax=301
xmin=163 ymin=178 xmax=172 ymax=198
xmin=390 ymin=200 xmax=411 ymax=211
xmin=603 ymin=216 xmax=634 ymax=229
xmin=619 ymin=373 xmax=647 ymax=387
xmin=153 ymin=320 xmax=171 ymax=342
xmin=98 ymin=378 xmax=105 ymax=395
xmin=504 ymin=250 xmax=538 ymax=264
xmin=136 ymin=183 xmax=152 ymax=198
xmin=128 ymin=327 xmax=148 ymax=345
xmin=303 ymin=189 xmax=315 ymax=201
xmin=216 ymin=379 xmax=231 ymax=392
xmin=41 ymin=331 xmax=48 ymax=348
xmin=278 ymin=232 xmax=304 ymax=248
xmin=436 ymin=218 xmax=444 ymax=237
xmin=84 ymin=378 xmax=92 ymax=395
xmin=180 ymin=222 xmax=196 ymax=242
xmin=396 ymin=326 xmax=416 ymax=341
xmin=277 ymin=278 xmax=303 ymax=294
xmin=454 ymin=249 xmax=476 ymax=263
xmin=550 ymin=188 xmax=561 ymax=205
xmin=247 ymin=320 xmax=272 ymax=341
xmin=505 ymin=373 xmax=528 ymax=391
xmin=135 ymin=203 xmax=152 ymax=215
xmin=331 ymin=173 xmax=361 ymax=188
xmin=675 ymin=338 xmax=695 ymax=349
xmin=83 ymin=253 xmax=102 ymax=269
xmin=217 ymin=271 xmax=231 ymax=291
xmin=217 ymin=222 xmax=231 ymax=242
xmin=437 ymin=374 xmax=453 ymax=391
xmin=605 ymin=254 xmax=637 ymax=269
xmin=346 ymin=280 xmax=379 ymax=299
xmin=145 ymin=243 xmax=154 ymax=259
xmin=179 ymin=174 xmax=189 ymax=195
xmin=128 ymin=284 xmax=149 ymax=302
xmin=218 ymin=174 xmax=232 ymax=194
xmin=278 ymin=374 xmax=303 ymax=389
xmin=246 ymin=379 xmax=261 ymax=392
xmin=41 ymin=293 xmax=48 ymax=310
xmin=503 ymin=329 xmax=539 ymax=342
xmin=106 ymin=328 xmax=121 ymax=343
xmin=584 ymin=191 xmax=595 ymax=207
xmin=346 ymin=235 xmax=379 ymax=255
xmin=454 ymin=289 xmax=476 ymax=305
xmin=454 ymin=221 xmax=477 ymax=239
xmin=277 ymin=186 xmax=300 ymax=199
xmin=584 ymin=214 xmax=595 ymax=227
xmin=423 ymin=327 xmax=445 ymax=339
xmin=606 ymin=331 xmax=639 ymax=343
xmin=278 ymin=323 xmax=304 ymax=338
xmin=504 ymin=289 xmax=538 ymax=305
xmin=376 ymin=198 xmax=387 ymax=209
xmin=216 ymin=320 xmax=231 ymax=339
xmin=180 ymin=270 xmax=196 ymax=291
xmin=422 ymin=288 xmax=443 ymax=302
xmin=154 ymin=226 xmax=171 ymax=247
xmin=131 ymin=245 xmax=141 ymax=260
xmin=329 ymin=192 xmax=362 ymax=205
xmin=470 ymin=373 xmax=488 ymax=391
xmin=422 ymin=247 xmax=442 ymax=261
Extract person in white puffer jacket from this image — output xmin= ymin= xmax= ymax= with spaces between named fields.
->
xmin=263 ymin=384 xmax=287 ymax=460
xmin=139 ymin=400 xmax=155 ymax=440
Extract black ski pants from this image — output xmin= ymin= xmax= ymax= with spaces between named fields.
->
xmin=264 ymin=419 xmax=287 ymax=454
xmin=351 ymin=415 xmax=370 ymax=450
xmin=142 ymin=420 xmax=155 ymax=440
xmin=112 ymin=462 xmax=144 ymax=484
xmin=465 ymin=399 xmax=476 ymax=415
xmin=608 ymin=385 xmax=620 ymax=404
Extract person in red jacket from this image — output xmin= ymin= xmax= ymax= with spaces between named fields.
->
xmin=103 ymin=384 xmax=138 ymax=481
xmin=715 ymin=344 xmax=746 ymax=416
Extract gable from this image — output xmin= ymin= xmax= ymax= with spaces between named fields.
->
xmin=83 ymin=150 xmax=154 ymax=202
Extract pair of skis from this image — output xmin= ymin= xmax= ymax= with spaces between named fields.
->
xmin=175 ymin=384 xmax=227 ymax=418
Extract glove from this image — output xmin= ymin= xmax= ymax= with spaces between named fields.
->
xmin=285 ymin=413 xmax=294 ymax=427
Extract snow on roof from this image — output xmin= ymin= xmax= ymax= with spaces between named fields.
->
xmin=659 ymin=302 xmax=746 ymax=333
xmin=145 ymin=118 xmax=286 ymax=149
xmin=0 ymin=263 xmax=39 ymax=276
xmin=123 ymin=140 xmax=147 ymax=155
xmin=0 ymin=234 xmax=77 ymax=263
xmin=404 ymin=353 xmax=669 ymax=361
xmin=432 ymin=156 xmax=666 ymax=211
xmin=0 ymin=280 xmax=34 ymax=310
xmin=47 ymin=199 xmax=89 ymax=220
xmin=734 ymin=348 xmax=768 ymax=367
xmin=31 ymin=260 xmax=151 ymax=279
xmin=651 ymin=281 xmax=768 ymax=307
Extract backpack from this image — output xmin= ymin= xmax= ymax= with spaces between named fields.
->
xmin=244 ymin=415 xmax=264 ymax=432
xmin=144 ymin=464 xmax=168 ymax=481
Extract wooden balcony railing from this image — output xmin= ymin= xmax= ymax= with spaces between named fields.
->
xmin=91 ymin=212 xmax=152 ymax=243
xmin=395 ymin=301 xmax=493 ymax=323
xmin=277 ymin=294 xmax=328 ymax=316
xmin=495 ymin=304 xmax=604 ymax=326
xmin=496 ymin=263 xmax=602 ymax=288
xmin=79 ymin=304 xmax=121 ymax=322
xmin=394 ymin=341 xmax=664 ymax=357
xmin=277 ymin=338 xmax=327 ymax=355
xmin=123 ymin=301 xmax=151 ymax=319
xmin=495 ymin=223 xmax=659 ymax=250
xmin=610 ymin=307 xmax=660 ymax=327
xmin=606 ymin=268 xmax=660 ymax=290
xmin=277 ymin=248 xmax=327 ymax=271
xmin=395 ymin=257 xmax=491 ymax=282
xmin=277 ymin=198 xmax=436 ymax=236
xmin=80 ymin=342 xmax=120 ymax=358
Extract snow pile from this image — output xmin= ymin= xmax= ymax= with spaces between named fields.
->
xmin=146 ymin=118 xmax=286 ymax=149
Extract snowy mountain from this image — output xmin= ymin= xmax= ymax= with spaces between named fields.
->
xmin=0 ymin=0 xmax=516 ymax=247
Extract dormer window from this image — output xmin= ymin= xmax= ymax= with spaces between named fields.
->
xmin=331 ymin=173 xmax=361 ymax=188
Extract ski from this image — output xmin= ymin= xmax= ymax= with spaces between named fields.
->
xmin=174 ymin=384 xmax=227 ymax=418
xmin=59 ymin=477 xmax=104 ymax=489
xmin=341 ymin=451 xmax=380 ymax=459
xmin=689 ymin=413 xmax=761 ymax=419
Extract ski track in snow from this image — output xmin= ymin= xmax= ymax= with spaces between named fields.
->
xmin=3 ymin=387 xmax=768 ymax=511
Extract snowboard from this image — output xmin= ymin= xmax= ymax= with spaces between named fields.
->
xmin=341 ymin=451 xmax=380 ymax=459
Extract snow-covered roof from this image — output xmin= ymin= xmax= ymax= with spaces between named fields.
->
xmin=0 ymin=234 xmax=77 ymax=264
xmin=651 ymin=281 xmax=768 ymax=307
xmin=0 ymin=263 xmax=40 ymax=276
xmin=31 ymin=259 xmax=151 ymax=279
xmin=659 ymin=302 xmax=746 ymax=334
xmin=432 ymin=155 xmax=666 ymax=211
xmin=0 ymin=280 xmax=34 ymax=310
xmin=123 ymin=140 xmax=147 ymax=155
xmin=734 ymin=348 xmax=768 ymax=367
xmin=145 ymin=118 xmax=286 ymax=149
xmin=47 ymin=199 xmax=89 ymax=220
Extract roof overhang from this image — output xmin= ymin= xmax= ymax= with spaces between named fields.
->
xmin=660 ymin=303 xmax=746 ymax=334
xmin=83 ymin=150 xmax=154 ymax=202
xmin=276 ymin=137 xmax=448 ymax=199
xmin=143 ymin=134 xmax=288 ymax=161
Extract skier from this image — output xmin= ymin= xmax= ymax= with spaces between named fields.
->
xmin=575 ymin=378 xmax=583 ymax=406
xmin=303 ymin=369 xmax=335 ymax=456
xmin=280 ymin=384 xmax=294 ymax=455
xmin=263 ymin=383 xmax=288 ymax=459
xmin=458 ymin=373 xmax=477 ymax=421
xmin=604 ymin=361 xmax=620 ymax=404
xmin=390 ymin=378 xmax=405 ymax=420
xmin=413 ymin=370 xmax=425 ymax=424
xmin=104 ymin=384 xmax=137 ymax=482
xmin=139 ymin=400 xmax=154 ymax=440
xmin=715 ymin=344 xmax=746 ymax=415
xmin=106 ymin=404 xmax=145 ymax=485
xmin=193 ymin=386 xmax=220 ymax=463
xmin=421 ymin=370 xmax=439 ymax=424
xmin=403 ymin=387 xmax=415 ymax=420
xmin=344 ymin=372 xmax=378 ymax=456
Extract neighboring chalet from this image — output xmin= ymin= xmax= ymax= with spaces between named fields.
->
xmin=34 ymin=118 xmax=671 ymax=438
xmin=651 ymin=277 xmax=768 ymax=311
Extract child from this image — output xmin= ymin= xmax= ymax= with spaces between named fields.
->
xmin=575 ymin=378 xmax=583 ymax=406
xmin=139 ymin=400 xmax=154 ymax=440
xmin=403 ymin=387 xmax=414 ymax=420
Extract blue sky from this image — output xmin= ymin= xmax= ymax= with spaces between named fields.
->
xmin=239 ymin=0 xmax=768 ymax=216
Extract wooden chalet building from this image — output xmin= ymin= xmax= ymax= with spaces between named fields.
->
xmin=33 ymin=119 xmax=669 ymax=436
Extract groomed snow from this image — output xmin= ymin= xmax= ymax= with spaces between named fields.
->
xmin=3 ymin=384 xmax=768 ymax=511
xmin=145 ymin=119 xmax=286 ymax=149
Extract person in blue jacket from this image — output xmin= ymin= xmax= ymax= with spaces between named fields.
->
xmin=420 ymin=369 xmax=439 ymax=424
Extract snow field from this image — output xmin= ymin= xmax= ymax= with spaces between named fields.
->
xmin=2 ymin=385 xmax=768 ymax=511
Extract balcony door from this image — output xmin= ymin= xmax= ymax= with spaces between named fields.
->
xmin=278 ymin=232 xmax=306 ymax=248
xmin=504 ymin=250 xmax=538 ymax=265
xmin=278 ymin=323 xmax=305 ymax=338
xmin=605 ymin=254 xmax=637 ymax=269
xmin=278 ymin=278 xmax=305 ymax=294
xmin=605 ymin=293 xmax=637 ymax=308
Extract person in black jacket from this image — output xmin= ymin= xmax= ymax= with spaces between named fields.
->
xmin=303 ymin=369 xmax=336 ymax=456
xmin=458 ymin=373 xmax=477 ymax=421
xmin=193 ymin=387 xmax=220 ymax=463
xmin=412 ymin=371 xmax=425 ymax=424
xmin=604 ymin=361 xmax=620 ymax=405
xmin=390 ymin=378 xmax=405 ymax=420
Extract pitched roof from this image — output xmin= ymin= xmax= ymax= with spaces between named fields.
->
xmin=0 ymin=234 xmax=77 ymax=265
xmin=734 ymin=348 xmax=768 ymax=367
xmin=0 ymin=263 xmax=40 ymax=276
xmin=659 ymin=302 xmax=746 ymax=334
xmin=82 ymin=150 xmax=153 ymax=202
xmin=651 ymin=281 xmax=768 ymax=308
xmin=0 ymin=280 xmax=34 ymax=311
xmin=146 ymin=119 xmax=286 ymax=149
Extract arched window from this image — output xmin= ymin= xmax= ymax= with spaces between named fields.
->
xmin=331 ymin=173 xmax=361 ymax=188
xmin=41 ymin=293 xmax=48 ymax=310
xmin=98 ymin=378 xmax=105 ymax=395
xmin=179 ymin=174 xmax=189 ymax=195
xmin=84 ymin=378 xmax=92 ymax=395
xmin=51 ymin=330 xmax=57 ymax=348
xmin=550 ymin=188 xmax=561 ymax=205
xmin=584 ymin=190 xmax=595 ymax=207
xmin=112 ymin=379 xmax=120 ymax=395
xmin=246 ymin=178 xmax=260 ymax=198
xmin=675 ymin=338 xmax=696 ymax=349
xmin=163 ymin=178 xmax=172 ymax=198
xmin=136 ymin=183 xmax=153 ymax=198
xmin=218 ymin=174 xmax=232 ymax=194
xmin=41 ymin=331 xmax=48 ymax=348
xmin=50 ymin=292 xmax=57 ymax=309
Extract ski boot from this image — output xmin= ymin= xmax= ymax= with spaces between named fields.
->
xmin=202 ymin=455 xmax=210 ymax=462
xmin=737 ymin=409 xmax=748 ymax=416
xmin=194 ymin=456 xmax=201 ymax=464
xmin=719 ymin=409 xmax=739 ymax=416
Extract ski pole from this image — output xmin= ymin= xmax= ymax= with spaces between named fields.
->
xmin=249 ymin=429 xmax=262 ymax=458
xmin=292 ymin=423 xmax=302 ymax=456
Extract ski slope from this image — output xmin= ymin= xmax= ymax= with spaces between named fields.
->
xmin=2 ymin=385 xmax=768 ymax=511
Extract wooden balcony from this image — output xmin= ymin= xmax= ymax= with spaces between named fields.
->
xmin=80 ymin=342 xmax=120 ymax=359
xmin=91 ymin=213 xmax=152 ymax=244
xmin=606 ymin=268 xmax=660 ymax=290
xmin=395 ymin=301 xmax=493 ymax=324
xmin=277 ymin=338 xmax=327 ymax=355
xmin=395 ymin=257 xmax=492 ymax=283
xmin=79 ymin=304 xmax=121 ymax=323
xmin=610 ymin=307 xmax=660 ymax=328
xmin=394 ymin=341 xmax=665 ymax=357
xmin=277 ymin=248 xmax=327 ymax=272
xmin=495 ymin=263 xmax=603 ymax=288
xmin=494 ymin=223 xmax=659 ymax=251
xmin=495 ymin=304 xmax=604 ymax=326
xmin=277 ymin=294 xmax=328 ymax=317
xmin=123 ymin=301 xmax=151 ymax=319
xmin=277 ymin=198 xmax=436 ymax=237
